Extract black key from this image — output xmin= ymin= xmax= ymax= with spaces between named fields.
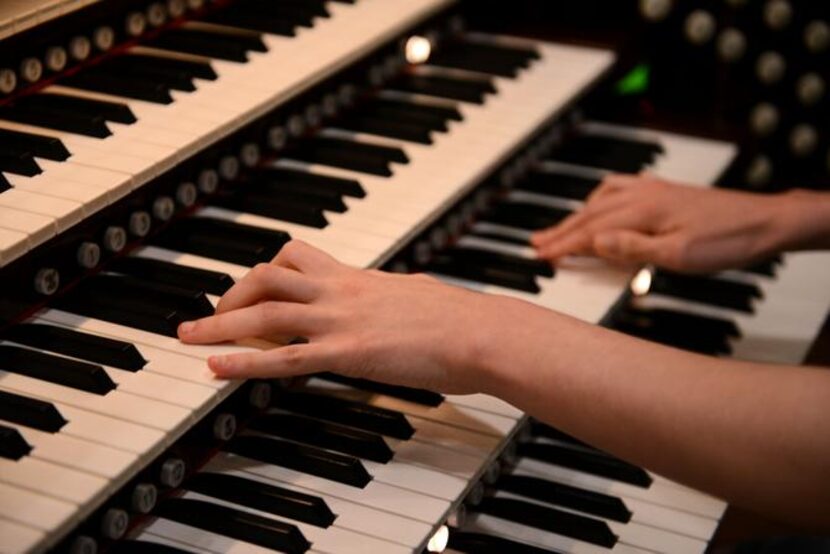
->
xmin=316 ymin=373 xmax=444 ymax=407
xmin=612 ymin=306 xmax=737 ymax=355
xmin=0 ymin=129 xmax=70 ymax=161
xmin=54 ymin=292 xmax=184 ymax=338
xmin=248 ymin=168 xmax=365 ymax=198
xmin=187 ymin=472 xmax=335 ymax=527
xmin=428 ymin=40 xmax=538 ymax=78
xmin=99 ymin=61 xmax=197 ymax=92
xmin=82 ymin=274 xmax=214 ymax=321
xmin=548 ymin=135 xmax=663 ymax=173
xmin=0 ymin=105 xmax=110 ymax=138
xmin=444 ymin=246 xmax=555 ymax=278
xmin=227 ymin=435 xmax=371 ymax=488
xmin=109 ymin=257 xmax=234 ymax=296
xmin=517 ymin=442 xmax=653 ymax=488
xmin=427 ymin=254 xmax=540 ymax=293
xmin=150 ymin=29 xmax=265 ymax=62
xmin=497 ymin=474 xmax=632 ymax=523
xmin=0 ymin=150 xmax=41 ymax=176
xmin=391 ymin=74 xmax=496 ymax=104
xmin=483 ymin=202 xmax=571 ymax=231
xmin=0 ymin=344 xmax=116 ymax=395
xmin=0 ymin=389 xmax=66 ymax=432
xmin=63 ymin=72 xmax=173 ymax=104
xmin=369 ymin=98 xmax=463 ymax=124
xmin=468 ymin=230 xmax=531 ymax=248
xmin=202 ymin=10 xmax=297 ymax=36
xmin=476 ymin=497 xmax=617 ymax=548
xmin=650 ymin=271 xmax=762 ymax=313
xmin=156 ymin=498 xmax=310 ymax=553
xmin=116 ymin=54 xmax=218 ymax=81
xmin=210 ymin=192 xmax=330 ymax=229
xmin=336 ymin=115 xmax=434 ymax=144
xmin=22 ymin=93 xmax=137 ymax=124
xmin=530 ymin=421 xmax=597 ymax=450
xmin=152 ymin=218 xmax=291 ymax=267
xmin=115 ymin=541 xmax=195 ymax=553
xmin=448 ymin=530 xmax=558 ymax=554
xmin=517 ymin=171 xmax=601 ymax=201
xmin=0 ymin=424 xmax=32 ymax=460
xmin=250 ymin=412 xmax=394 ymax=463
xmin=0 ymin=173 xmax=7 ymax=194
xmin=235 ymin=182 xmax=347 ymax=213
xmin=237 ymin=0 xmax=328 ymax=21
xmin=2 ymin=323 xmax=147 ymax=372
xmin=742 ymin=259 xmax=778 ymax=277
xmin=287 ymin=137 xmax=408 ymax=177
xmin=275 ymin=390 xmax=415 ymax=440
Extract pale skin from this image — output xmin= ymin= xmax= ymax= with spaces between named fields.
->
xmin=178 ymin=176 xmax=830 ymax=529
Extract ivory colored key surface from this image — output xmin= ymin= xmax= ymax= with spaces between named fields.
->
xmin=0 ymin=517 xmax=46 ymax=554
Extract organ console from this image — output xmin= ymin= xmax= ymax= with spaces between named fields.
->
xmin=0 ymin=1 xmax=828 ymax=553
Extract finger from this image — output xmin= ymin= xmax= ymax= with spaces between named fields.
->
xmin=593 ymin=230 xmax=672 ymax=266
xmin=536 ymin=229 xmax=593 ymax=261
xmin=586 ymin=174 xmax=640 ymax=203
xmin=208 ymin=342 xmax=340 ymax=379
xmin=272 ymin=239 xmax=341 ymax=273
xmin=531 ymin=192 xmax=635 ymax=249
xmin=530 ymin=211 xmax=589 ymax=247
xmin=178 ymin=301 xmax=321 ymax=344
xmin=216 ymin=263 xmax=319 ymax=314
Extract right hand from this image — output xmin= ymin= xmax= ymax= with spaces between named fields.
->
xmin=531 ymin=174 xmax=795 ymax=273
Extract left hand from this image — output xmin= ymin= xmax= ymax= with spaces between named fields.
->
xmin=177 ymin=240 xmax=514 ymax=394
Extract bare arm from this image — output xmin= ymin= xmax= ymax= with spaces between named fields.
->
xmin=531 ymin=176 xmax=830 ymax=273
xmin=178 ymin=241 xmax=830 ymax=529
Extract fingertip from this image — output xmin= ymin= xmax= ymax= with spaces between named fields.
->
xmin=208 ymin=354 xmax=237 ymax=377
xmin=177 ymin=321 xmax=196 ymax=341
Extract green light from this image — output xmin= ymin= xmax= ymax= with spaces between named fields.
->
xmin=616 ymin=64 xmax=651 ymax=95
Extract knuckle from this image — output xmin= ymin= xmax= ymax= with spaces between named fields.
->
xmin=280 ymin=345 xmax=305 ymax=368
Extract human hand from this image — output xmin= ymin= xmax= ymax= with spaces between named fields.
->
xmin=530 ymin=174 xmax=792 ymax=273
xmin=177 ymin=240 xmax=511 ymax=394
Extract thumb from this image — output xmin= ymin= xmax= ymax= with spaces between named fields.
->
xmin=593 ymin=230 xmax=667 ymax=265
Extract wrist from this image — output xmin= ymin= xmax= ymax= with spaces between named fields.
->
xmin=773 ymin=189 xmax=830 ymax=252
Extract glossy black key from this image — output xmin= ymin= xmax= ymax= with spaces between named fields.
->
xmin=316 ymin=372 xmax=444 ymax=407
xmin=742 ymin=259 xmax=778 ymax=277
xmin=0 ymin=150 xmax=41 ymax=176
xmin=188 ymin=472 xmax=336 ymax=527
xmin=548 ymin=135 xmax=663 ymax=173
xmin=468 ymin=230 xmax=531 ymax=247
xmin=202 ymin=9 xmax=297 ymax=36
xmin=114 ymin=541 xmax=195 ymax=554
xmin=483 ymin=202 xmax=571 ymax=231
xmin=0 ymin=173 xmax=8 ymax=193
xmin=156 ymin=498 xmax=310 ymax=553
xmin=250 ymin=412 xmax=394 ymax=463
xmin=286 ymin=137 xmax=408 ymax=177
xmin=517 ymin=442 xmax=653 ymax=488
xmin=63 ymin=72 xmax=173 ymax=104
xmin=0 ymin=389 xmax=66 ymax=432
xmin=428 ymin=40 xmax=539 ymax=78
xmin=238 ymin=182 xmax=346 ymax=213
xmin=0 ymin=344 xmax=116 ymax=395
xmin=444 ymin=246 xmax=555 ymax=278
xmin=248 ymin=168 xmax=365 ymax=198
xmin=516 ymin=171 xmax=601 ymax=201
xmin=210 ymin=191 xmax=330 ymax=229
xmin=0 ymin=129 xmax=70 ymax=161
xmin=274 ymin=390 xmax=415 ymax=439
xmin=391 ymin=74 xmax=496 ymax=104
xmin=476 ymin=497 xmax=617 ymax=548
xmin=149 ymin=29 xmax=266 ymax=63
xmin=54 ymin=293 xmax=184 ymax=338
xmin=81 ymin=274 xmax=214 ymax=321
xmin=530 ymin=421 xmax=597 ymax=451
xmin=427 ymin=254 xmax=540 ymax=293
xmin=99 ymin=61 xmax=197 ymax=92
xmin=336 ymin=115 xmax=434 ymax=144
xmin=2 ymin=323 xmax=147 ymax=372
xmin=497 ymin=474 xmax=632 ymax=522
xmin=369 ymin=98 xmax=463 ymax=124
xmin=227 ymin=435 xmax=371 ymax=488
xmin=0 ymin=424 xmax=32 ymax=460
xmin=237 ymin=0 xmax=328 ymax=20
xmin=115 ymin=54 xmax=218 ymax=81
xmin=650 ymin=270 xmax=762 ymax=313
xmin=448 ymin=530 xmax=557 ymax=554
xmin=109 ymin=257 xmax=234 ymax=296
xmin=152 ymin=218 xmax=290 ymax=267
xmin=612 ymin=306 xmax=737 ymax=355
xmin=0 ymin=105 xmax=110 ymax=138
xmin=22 ymin=93 xmax=137 ymax=124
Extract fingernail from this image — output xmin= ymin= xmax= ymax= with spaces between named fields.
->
xmin=595 ymin=234 xmax=617 ymax=253
xmin=209 ymin=355 xmax=233 ymax=374
xmin=178 ymin=321 xmax=195 ymax=335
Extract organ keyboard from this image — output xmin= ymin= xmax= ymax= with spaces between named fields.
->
xmin=1 ymin=1 xmax=828 ymax=554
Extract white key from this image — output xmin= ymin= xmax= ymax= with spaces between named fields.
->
xmin=0 ymin=206 xmax=56 ymax=249
xmin=0 ymin=456 xmax=108 ymax=505
xmin=0 ymin=189 xmax=84 ymax=231
xmin=0 ymin=518 xmax=46 ymax=554
xmin=0 ymin=482 xmax=76 ymax=532
xmin=0 ymin=227 xmax=27 ymax=264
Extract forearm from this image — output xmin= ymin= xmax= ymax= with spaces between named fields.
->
xmin=470 ymin=297 xmax=830 ymax=528
xmin=776 ymin=189 xmax=830 ymax=252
